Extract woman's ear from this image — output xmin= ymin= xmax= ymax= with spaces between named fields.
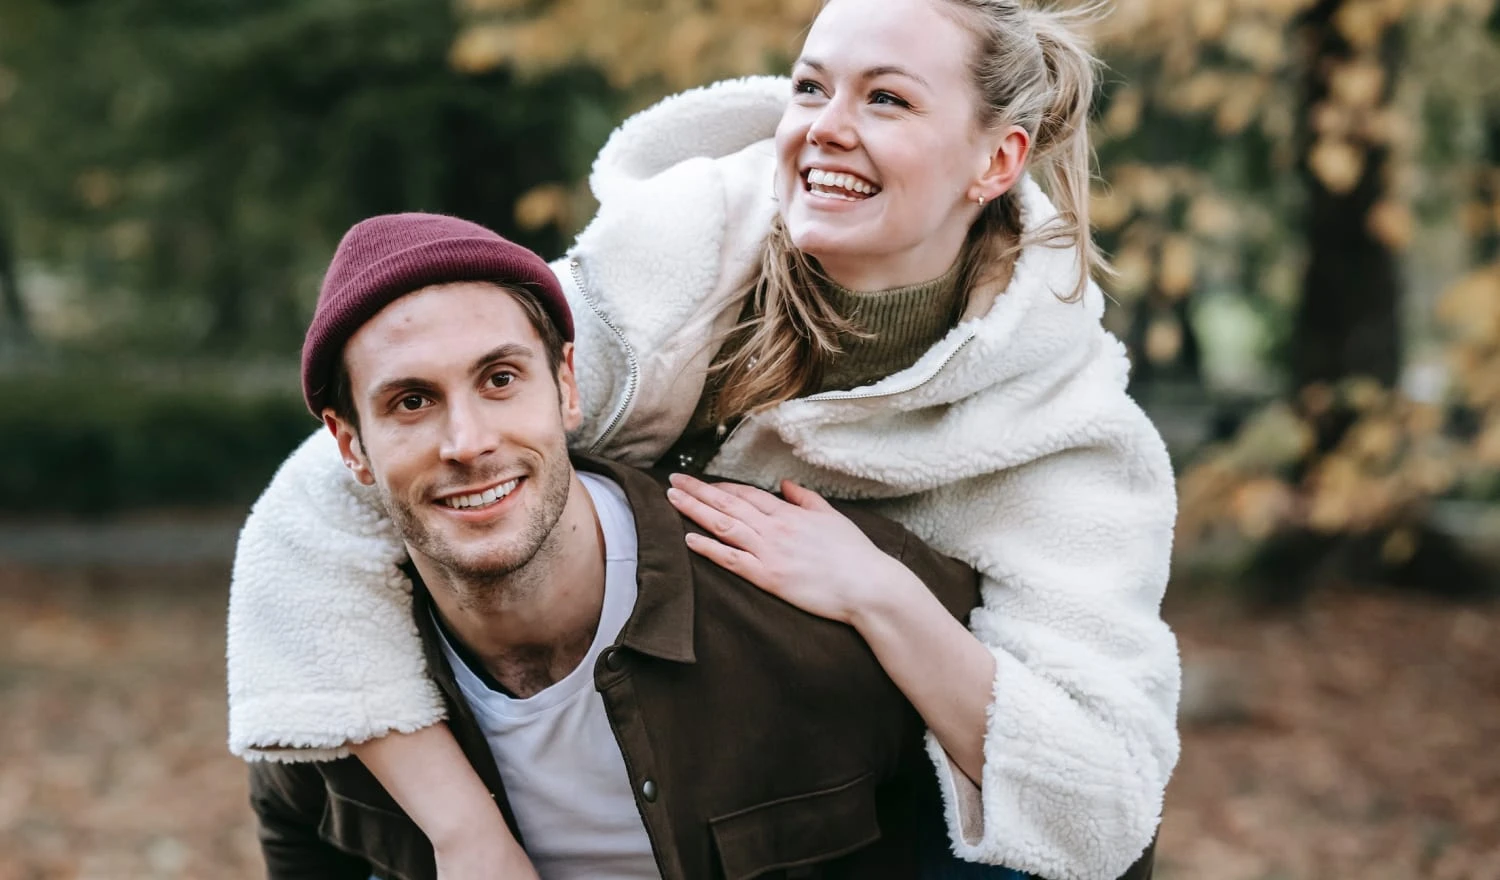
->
xmin=969 ymin=125 xmax=1031 ymax=205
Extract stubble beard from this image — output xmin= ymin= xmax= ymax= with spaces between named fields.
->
xmin=381 ymin=443 xmax=575 ymax=611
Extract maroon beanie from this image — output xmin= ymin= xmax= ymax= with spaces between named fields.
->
xmin=301 ymin=213 xmax=574 ymax=416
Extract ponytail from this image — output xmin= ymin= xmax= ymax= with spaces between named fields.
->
xmin=942 ymin=0 xmax=1109 ymax=302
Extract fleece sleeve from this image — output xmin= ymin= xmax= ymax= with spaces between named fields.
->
xmin=226 ymin=429 xmax=445 ymax=762
xmin=908 ymin=424 xmax=1180 ymax=880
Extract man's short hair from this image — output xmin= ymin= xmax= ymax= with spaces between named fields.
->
xmin=327 ymin=282 xmax=568 ymax=433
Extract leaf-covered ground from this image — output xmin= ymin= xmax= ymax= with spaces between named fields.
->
xmin=1 ymin=563 xmax=1496 ymax=879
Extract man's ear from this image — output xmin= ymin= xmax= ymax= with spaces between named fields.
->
xmin=556 ymin=342 xmax=583 ymax=433
xmin=323 ymin=411 xmax=375 ymax=486
xmin=970 ymin=124 xmax=1031 ymax=205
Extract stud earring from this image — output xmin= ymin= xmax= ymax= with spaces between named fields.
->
xmin=976 ymin=194 xmax=986 ymax=207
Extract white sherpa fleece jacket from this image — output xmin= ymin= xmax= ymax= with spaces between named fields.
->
xmin=227 ymin=77 xmax=1180 ymax=880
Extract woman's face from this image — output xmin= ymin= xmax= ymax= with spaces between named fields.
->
xmin=774 ymin=0 xmax=997 ymax=290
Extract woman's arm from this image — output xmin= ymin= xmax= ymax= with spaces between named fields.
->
xmin=229 ymin=430 xmax=536 ymax=875
xmin=845 ymin=569 xmax=995 ymax=784
xmin=227 ymin=429 xmax=442 ymax=759
xmin=667 ymin=458 xmax=1179 ymax=880
xmin=666 ymin=476 xmax=993 ymax=779
xmin=353 ymin=727 xmax=538 ymax=880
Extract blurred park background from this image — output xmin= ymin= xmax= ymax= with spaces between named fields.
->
xmin=2 ymin=0 xmax=1499 ymax=877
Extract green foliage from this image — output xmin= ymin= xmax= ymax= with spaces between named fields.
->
xmin=0 ymin=0 xmax=619 ymax=355
xmin=0 ymin=370 xmax=313 ymax=513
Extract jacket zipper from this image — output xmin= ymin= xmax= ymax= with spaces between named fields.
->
xmin=569 ymin=258 xmax=640 ymax=453
xmin=805 ymin=330 xmax=978 ymax=402
xmin=712 ymin=330 xmax=979 ymax=456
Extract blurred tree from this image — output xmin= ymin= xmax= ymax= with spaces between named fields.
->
xmin=0 ymin=0 xmax=618 ymax=354
xmin=0 ymin=208 xmax=28 ymax=347
xmin=1292 ymin=0 xmax=1403 ymax=388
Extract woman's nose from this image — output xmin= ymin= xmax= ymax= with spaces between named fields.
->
xmin=807 ymin=99 xmax=857 ymax=150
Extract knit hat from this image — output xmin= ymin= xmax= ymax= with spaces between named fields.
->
xmin=301 ymin=213 xmax=574 ymax=416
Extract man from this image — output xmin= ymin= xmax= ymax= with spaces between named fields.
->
xmin=246 ymin=213 xmax=983 ymax=880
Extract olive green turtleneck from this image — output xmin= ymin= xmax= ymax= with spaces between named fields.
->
xmin=660 ymin=262 xmax=965 ymax=473
xmin=814 ymin=260 xmax=965 ymax=394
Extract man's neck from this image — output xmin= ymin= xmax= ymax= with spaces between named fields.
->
xmin=415 ymin=473 xmax=608 ymax=698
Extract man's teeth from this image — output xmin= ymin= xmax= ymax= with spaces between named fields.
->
xmin=806 ymin=168 xmax=879 ymax=197
xmin=443 ymin=478 xmax=520 ymax=510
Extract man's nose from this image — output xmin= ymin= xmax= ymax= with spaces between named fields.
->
xmin=439 ymin=396 xmax=499 ymax=464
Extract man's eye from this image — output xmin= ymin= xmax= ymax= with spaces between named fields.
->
xmin=399 ymin=395 xmax=427 ymax=411
xmin=489 ymin=371 xmax=515 ymax=389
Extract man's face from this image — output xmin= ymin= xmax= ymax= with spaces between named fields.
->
xmin=325 ymin=281 xmax=581 ymax=585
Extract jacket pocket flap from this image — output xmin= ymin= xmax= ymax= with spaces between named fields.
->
xmin=710 ymin=772 xmax=881 ymax=880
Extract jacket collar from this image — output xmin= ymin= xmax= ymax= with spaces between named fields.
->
xmin=572 ymin=454 xmax=697 ymax=664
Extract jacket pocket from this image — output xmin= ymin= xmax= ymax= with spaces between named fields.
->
xmin=709 ymin=772 xmax=882 ymax=880
xmin=319 ymin=790 xmax=431 ymax=880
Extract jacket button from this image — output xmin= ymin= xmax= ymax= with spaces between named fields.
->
xmin=641 ymin=779 xmax=658 ymax=802
xmin=603 ymin=648 xmax=624 ymax=671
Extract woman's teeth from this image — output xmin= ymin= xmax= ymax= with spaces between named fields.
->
xmin=443 ymin=478 xmax=520 ymax=510
xmin=806 ymin=168 xmax=879 ymax=199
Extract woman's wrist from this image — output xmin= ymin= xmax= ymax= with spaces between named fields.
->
xmin=843 ymin=559 xmax=929 ymax=633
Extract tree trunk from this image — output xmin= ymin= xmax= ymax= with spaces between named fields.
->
xmin=0 ymin=210 xmax=31 ymax=346
xmin=1292 ymin=0 xmax=1404 ymax=388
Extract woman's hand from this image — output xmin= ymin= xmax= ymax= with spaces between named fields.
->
xmin=666 ymin=473 xmax=918 ymax=625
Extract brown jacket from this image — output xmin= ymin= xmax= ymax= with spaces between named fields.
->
xmin=247 ymin=456 xmax=1155 ymax=880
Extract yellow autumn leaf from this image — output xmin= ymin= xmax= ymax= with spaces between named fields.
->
xmin=1111 ymin=244 xmax=1154 ymax=299
xmin=1344 ymin=377 xmax=1388 ymax=412
xmin=1328 ymin=59 xmax=1386 ymax=109
xmin=1435 ymin=267 xmax=1500 ymax=337
xmin=1333 ymin=0 xmax=1389 ymax=50
xmin=1188 ymin=194 xmax=1238 ymax=238
xmin=1230 ymin=478 xmax=1297 ymax=541
xmin=514 ymin=184 xmax=571 ymax=231
xmin=1091 ymin=187 xmax=1133 ymax=232
xmin=1311 ymin=101 xmax=1352 ymax=138
xmin=1224 ymin=20 xmax=1286 ymax=72
xmin=1158 ymin=235 xmax=1197 ymax=300
xmin=449 ymin=24 xmax=512 ymax=74
xmin=1102 ymin=87 xmax=1144 ymax=139
xmin=1308 ymin=138 xmax=1365 ymax=194
xmin=1192 ymin=0 xmax=1231 ymax=40
xmin=1145 ymin=315 xmax=1184 ymax=364
xmin=1214 ymin=80 xmax=1264 ymax=136
xmin=1367 ymin=200 xmax=1414 ymax=250
xmin=1344 ymin=417 xmax=1401 ymax=468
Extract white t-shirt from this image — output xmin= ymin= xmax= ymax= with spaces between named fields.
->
xmin=436 ymin=472 xmax=659 ymax=880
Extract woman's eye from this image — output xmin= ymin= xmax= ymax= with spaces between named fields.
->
xmin=793 ymin=78 xmax=823 ymax=96
xmin=871 ymin=91 xmax=909 ymax=107
xmin=489 ymin=371 xmax=515 ymax=389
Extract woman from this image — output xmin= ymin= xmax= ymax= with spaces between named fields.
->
xmin=228 ymin=1 xmax=1179 ymax=877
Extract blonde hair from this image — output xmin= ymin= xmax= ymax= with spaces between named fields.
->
xmin=714 ymin=0 xmax=1105 ymax=420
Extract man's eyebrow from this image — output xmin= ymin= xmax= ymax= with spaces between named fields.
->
xmin=369 ymin=375 xmax=437 ymax=404
xmin=468 ymin=342 xmax=536 ymax=375
xmin=366 ymin=344 xmax=537 ymax=403
xmin=797 ymin=58 xmax=930 ymax=89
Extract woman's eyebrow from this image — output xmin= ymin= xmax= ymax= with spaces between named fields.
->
xmin=798 ymin=57 xmax=930 ymax=89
